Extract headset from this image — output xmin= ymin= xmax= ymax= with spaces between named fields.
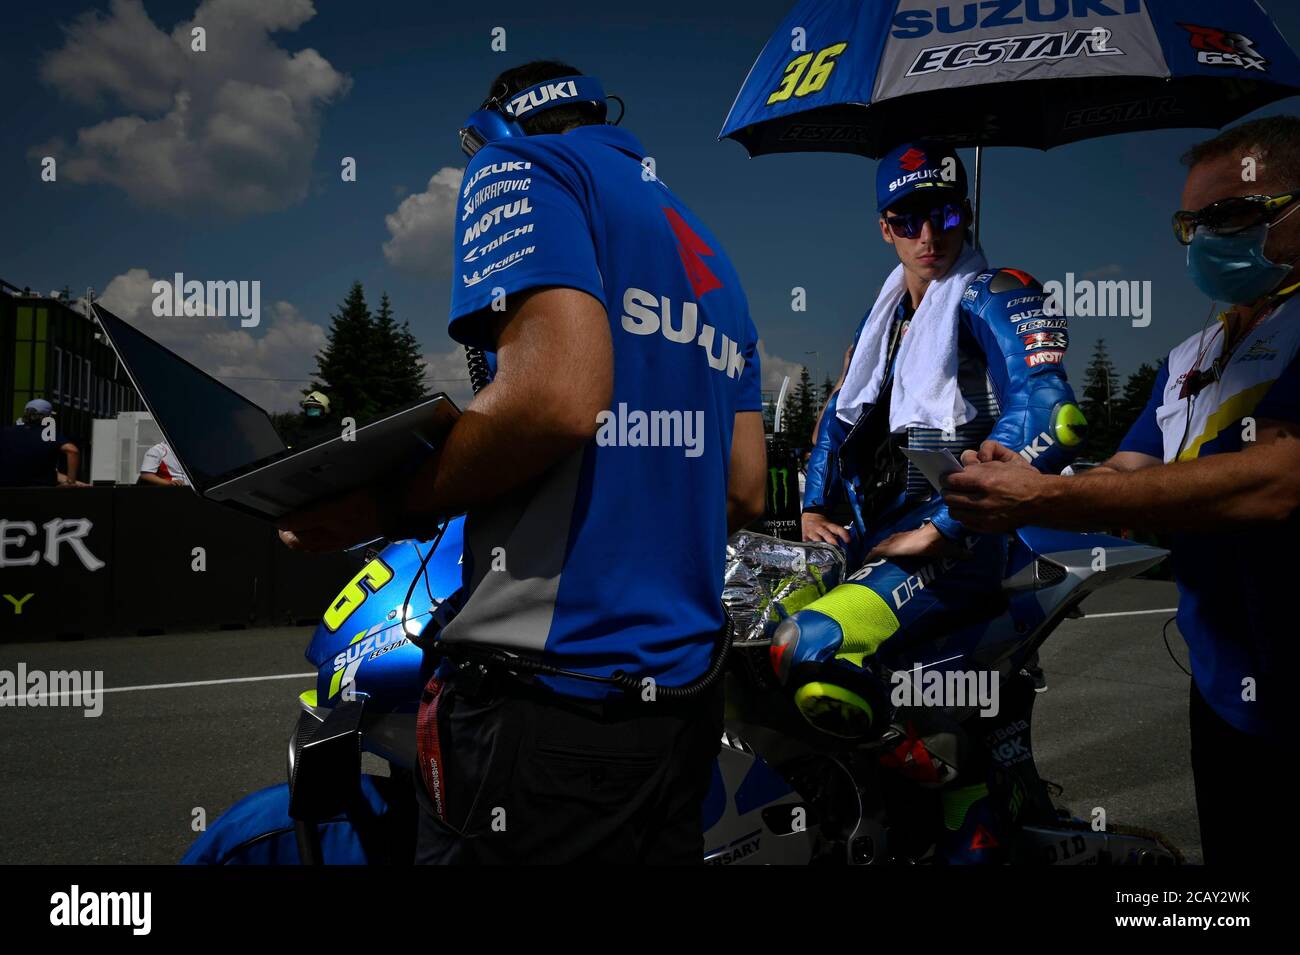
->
xmin=458 ymin=74 xmax=621 ymax=158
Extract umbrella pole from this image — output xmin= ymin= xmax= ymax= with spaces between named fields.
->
xmin=973 ymin=145 xmax=983 ymax=252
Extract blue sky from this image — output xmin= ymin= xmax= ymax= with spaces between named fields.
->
xmin=5 ymin=0 xmax=1300 ymax=410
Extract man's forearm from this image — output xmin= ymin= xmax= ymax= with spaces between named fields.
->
xmin=392 ymin=289 xmax=612 ymax=527
xmin=398 ymin=380 xmax=593 ymax=521
xmin=1031 ymin=449 xmax=1299 ymax=532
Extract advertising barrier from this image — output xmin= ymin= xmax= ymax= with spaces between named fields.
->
xmin=0 ymin=487 xmax=357 ymax=639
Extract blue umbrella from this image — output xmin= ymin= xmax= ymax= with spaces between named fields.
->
xmin=721 ymin=0 xmax=1300 ymax=241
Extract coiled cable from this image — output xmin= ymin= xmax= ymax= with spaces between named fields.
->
xmin=465 ymin=347 xmax=491 ymax=395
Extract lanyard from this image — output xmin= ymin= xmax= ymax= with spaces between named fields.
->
xmin=1181 ymin=281 xmax=1300 ymax=400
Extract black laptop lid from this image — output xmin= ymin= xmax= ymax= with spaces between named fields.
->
xmin=93 ymin=304 xmax=287 ymax=489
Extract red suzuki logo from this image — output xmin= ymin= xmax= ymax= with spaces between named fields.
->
xmin=663 ymin=207 xmax=722 ymax=297
xmin=898 ymin=148 xmax=927 ymax=171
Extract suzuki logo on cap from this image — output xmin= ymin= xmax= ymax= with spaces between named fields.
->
xmin=898 ymin=148 xmax=927 ymax=171
xmin=510 ymin=80 xmax=579 ymax=117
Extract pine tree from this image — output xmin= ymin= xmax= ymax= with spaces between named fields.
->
xmin=1114 ymin=361 xmax=1161 ymax=446
xmin=371 ymin=292 xmax=427 ymax=409
xmin=1079 ymin=338 xmax=1120 ymax=461
xmin=310 ymin=284 xmax=431 ymax=423
xmin=312 ymin=282 xmax=378 ymax=422
xmin=808 ymin=374 xmax=836 ymax=445
xmin=396 ymin=322 xmax=428 ymax=402
xmin=784 ymin=367 xmax=818 ymax=450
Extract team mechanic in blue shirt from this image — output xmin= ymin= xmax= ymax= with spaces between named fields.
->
xmin=775 ymin=142 xmax=1085 ymax=861
xmin=944 ymin=117 xmax=1300 ymax=866
xmin=283 ymin=61 xmax=767 ymax=864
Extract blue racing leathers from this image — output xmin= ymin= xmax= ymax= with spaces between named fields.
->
xmin=775 ymin=268 xmax=1085 ymax=741
xmin=803 ymin=268 xmax=1082 ymax=543
xmin=777 ymin=267 xmax=1084 ymax=863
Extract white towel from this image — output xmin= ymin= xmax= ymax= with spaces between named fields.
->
xmin=835 ymin=244 xmax=988 ymax=433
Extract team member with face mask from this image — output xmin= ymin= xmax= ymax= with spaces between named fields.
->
xmin=786 ymin=142 xmax=1085 ymax=861
xmin=944 ymin=116 xmax=1300 ymax=866
xmin=301 ymin=391 xmax=330 ymax=420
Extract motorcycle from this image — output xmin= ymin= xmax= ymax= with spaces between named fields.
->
xmin=183 ymin=515 xmax=1182 ymax=865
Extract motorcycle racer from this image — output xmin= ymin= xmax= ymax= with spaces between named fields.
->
xmin=774 ymin=143 xmax=1085 ymax=857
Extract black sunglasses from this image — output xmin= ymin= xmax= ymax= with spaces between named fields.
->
xmin=1172 ymin=191 xmax=1299 ymax=245
xmin=885 ymin=202 xmax=965 ymax=240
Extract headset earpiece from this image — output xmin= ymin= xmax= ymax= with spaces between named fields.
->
xmin=606 ymin=95 xmax=626 ymax=126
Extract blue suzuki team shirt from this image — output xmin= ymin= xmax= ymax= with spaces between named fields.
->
xmin=443 ymin=124 xmax=762 ymax=696
xmin=1119 ymin=297 xmax=1300 ymax=738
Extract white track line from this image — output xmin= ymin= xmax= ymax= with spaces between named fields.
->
xmin=14 ymin=609 xmax=1179 ymax=702
xmin=18 ymin=672 xmax=316 ymax=704
xmin=1082 ymin=608 xmax=1178 ymax=619
xmin=100 ymin=672 xmax=316 ymax=694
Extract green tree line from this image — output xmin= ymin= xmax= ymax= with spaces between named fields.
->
xmin=774 ymin=339 xmax=1159 ymax=465
xmin=778 ymin=367 xmax=834 ymax=451
xmin=270 ymin=281 xmax=429 ymax=443
xmin=1078 ymin=337 xmax=1161 ymax=463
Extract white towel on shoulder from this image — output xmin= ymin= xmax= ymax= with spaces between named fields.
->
xmin=835 ymin=244 xmax=988 ymax=433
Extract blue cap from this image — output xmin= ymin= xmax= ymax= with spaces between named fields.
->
xmin=505 ymin=75 xmax=606 ymax=122
xmin=24 ymin=398 xmax=53 ymax=414
xmin=459 ymin=74 xmax=608 ymax=158
xmin=876 ymin=141 xmax=967 ymax=213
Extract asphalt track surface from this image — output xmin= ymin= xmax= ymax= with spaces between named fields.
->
xmin=0 ymin=578 xmax=1200 ymax=865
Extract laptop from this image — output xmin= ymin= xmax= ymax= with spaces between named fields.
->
xmin=92 ymin=303 xmax=460 ymax=528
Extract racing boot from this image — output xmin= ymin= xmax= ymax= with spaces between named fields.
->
xmin=770 ymin=579 xmax=898 ymax=739
xmin=934 ymin=782 xmax=1008 ymax=864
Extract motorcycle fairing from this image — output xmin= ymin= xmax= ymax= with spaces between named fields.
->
xmin=306 ymin=518 xmax=465 ymax=712
xmin=702 ymin=740 xmax=813 ymax=865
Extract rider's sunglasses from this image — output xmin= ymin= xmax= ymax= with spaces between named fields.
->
xmin=884 ymin=202 xmax=965 ymax=240
xmin=1172 ymin=191 xmax=1299 ymax=245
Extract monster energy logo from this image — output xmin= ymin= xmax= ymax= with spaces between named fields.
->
xmin=768 ymin=467 xmax=791 ymax=512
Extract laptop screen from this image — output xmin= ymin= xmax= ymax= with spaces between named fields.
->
xmin=93 ymin=304 xmax=287 ymax=489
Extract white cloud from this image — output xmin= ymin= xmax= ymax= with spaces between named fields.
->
xmin=37 ymin=0 xmax=348 ymax=216
xmin=383 ymin=167 xmax=465 ymax=276
xmin=98 ymin=267 xmax=326 ymax=412
xmin=421 ymin=344 xmax=475 ymax=408
xmin=1082 ymin=263 xmax=1125 ymax=280
xmin=757 ymin=340 xmax=807 ymax=395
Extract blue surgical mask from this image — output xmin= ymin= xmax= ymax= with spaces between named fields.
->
xmin=1187 ymin=214 xmax=1298 ymax=305
xmin=305 ymin=407 xmax=322 ymax=418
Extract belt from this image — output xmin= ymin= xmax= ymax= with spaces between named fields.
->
xmin=427 ymin=611 xmax=732 ymax=713
xmin=436 ymin=644 xmax=719 ymax=721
